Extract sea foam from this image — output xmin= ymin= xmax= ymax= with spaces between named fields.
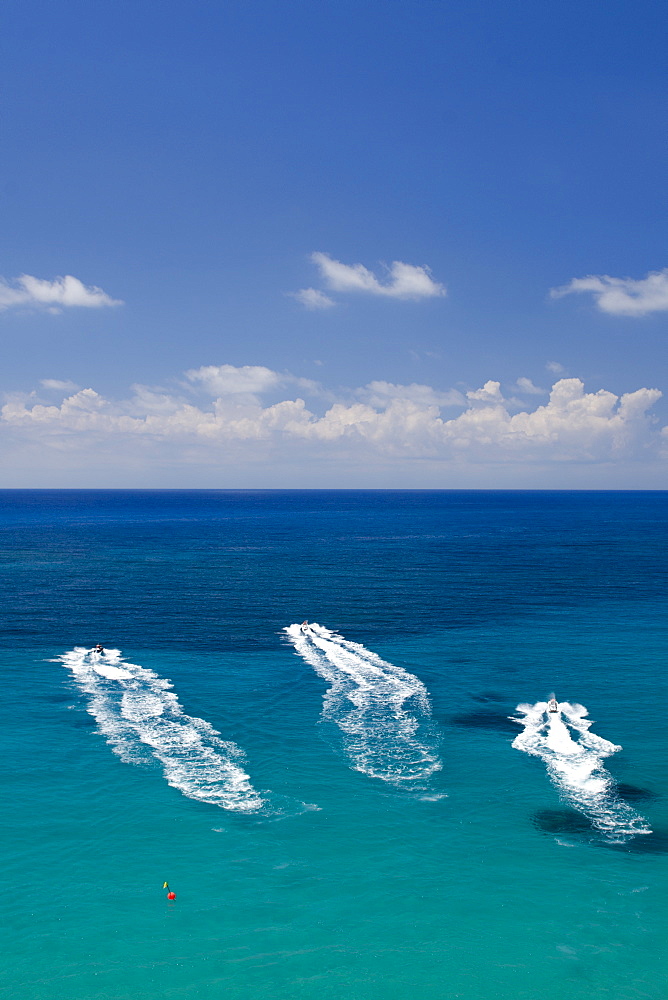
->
xmin=285 ymin=623 xmax=442 ymax=787
xmin=58 ymin=647 xmax=266 ymax=813
xmin=512 ymin=700 xmax=651 ymax=843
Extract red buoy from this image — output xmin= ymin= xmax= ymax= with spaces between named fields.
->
xmin=167 ymin=891 xmax=176 ymax=900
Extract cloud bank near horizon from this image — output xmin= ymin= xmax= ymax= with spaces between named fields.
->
xmin=3 ymin=364 xmax=664 ymax=485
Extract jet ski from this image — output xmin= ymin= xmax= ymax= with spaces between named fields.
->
xmin=300 ymin=621 xmax=311 ymax=635
xmin=91 ymin=644 xmax=105 ymax=655
xmin=547 ymin=697 xmax=559 ymax=714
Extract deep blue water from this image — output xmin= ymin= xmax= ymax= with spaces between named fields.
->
xmin=1 ymin=491 xmax=666 ymax=999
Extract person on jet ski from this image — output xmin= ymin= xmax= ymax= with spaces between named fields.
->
xmin=93 ymin=643 xmax=104 ymax=654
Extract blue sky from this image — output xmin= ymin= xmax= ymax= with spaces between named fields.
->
xmin=1 ymin=0 xmax=666 ymax=486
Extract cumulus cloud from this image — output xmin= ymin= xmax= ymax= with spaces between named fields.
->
xmin=551 ymin=268 xmax=668 ymax=316
xmin=515 ymin=377 xmax=544 ymax=395
xmin=466 ymin=381 xmax=505 ymax=405
xmin=0 ymin=274 xmax=123 ymax=312
xmin=290 ymin=288 xmax=335 ymax=310
xmin=185 ymin=364 xmax=283 ymax=397
xmin=40 ymin=379 xmax=80 ymax=391
xmin=291 ymin=251 xmax=445 ymax=304
xmin=289 ymin=253 xmax=445 ymax=308
xmin=359 ymin=381 xmax=465 ymax=409
xmin=184 ymin=364 xmax=322 ymax=403
xmin=2 ymin=367 xmax=663 ymax=475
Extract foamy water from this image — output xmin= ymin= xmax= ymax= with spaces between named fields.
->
xmin=512 ymin=700 xmax=651 ymax=843
xmin=284 ymin=623 xmax=442 ymax=787
xmin=58 ymin=647 xmax=266 ymax=812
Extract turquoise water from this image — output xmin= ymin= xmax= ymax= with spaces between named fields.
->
xmin=1 ymin=490 xmax=666 ymax=999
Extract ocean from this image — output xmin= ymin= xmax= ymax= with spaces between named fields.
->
xmin=1 ymin=490 xmax=666 ymax=1000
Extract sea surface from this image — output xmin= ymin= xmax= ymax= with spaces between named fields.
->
xmin=1 ymin=490 xmax=666 ymax=1000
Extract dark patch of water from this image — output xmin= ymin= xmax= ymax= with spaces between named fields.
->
xmin=66 ymin=712 xmax=97 ymax=728
xmin=532 ymin=808 xmax=593 ymax=836
xmin=470 ymin=691 xmax=507 ymax=703
xmin=617 ymin=783 xmax=659 ymax=803
xmin=450 ymin=710 xmax=517 ymax=733
xmin=607 ymin=830 xmax=668 ymax=855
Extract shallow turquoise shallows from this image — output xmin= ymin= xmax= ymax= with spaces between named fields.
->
xmin=1 ymin=490 xmax=666 ymax=1000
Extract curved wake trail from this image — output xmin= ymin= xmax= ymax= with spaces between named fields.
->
xmin=285 ymin=623 xmax=442 ymax=788
xmin=58 ymin=647 xmax=266 ymax=813
xmin=512 ymin=700 xmax=651 ymax=843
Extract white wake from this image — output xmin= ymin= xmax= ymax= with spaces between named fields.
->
xmin=285 ymin=623 xmax=442 ymax=787
xmin=512 ymin=700 xmax=651 ymax=843
xmin=57 ymin=647 xmax=265 ymax=813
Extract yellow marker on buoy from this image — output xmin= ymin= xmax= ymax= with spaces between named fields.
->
xmin=163 ymin=881 xmax=169 ymax=889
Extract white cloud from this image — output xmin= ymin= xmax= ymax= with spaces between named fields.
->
xmin=185 ymin=364 xmax=282 ymax=397
xmin=0 ymin=274 xmax=123 ymax=312
xmin=546 ymin=361 xmax=566 ymax=374
xmin=466 ymin=380 xmax=505 ymax=405
xmin=290 ymin=288 xmax=335 ymax=310
xmin=550 ymin=268 xmax=668 ymax=316
xmin=2 ymin=369 xmax=663 ymax=477
xmin=184 ymin=364 xmax=322 ymax=403
xmin=311 ymin=252 xmax=445 ymax=300
xmin=40 ymin=379 xmax=80 ymax=391
xmin=359 ymin=381 xmax=465 ymax=409
xmin=515 ymin=377 xmax=544 ymax=395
